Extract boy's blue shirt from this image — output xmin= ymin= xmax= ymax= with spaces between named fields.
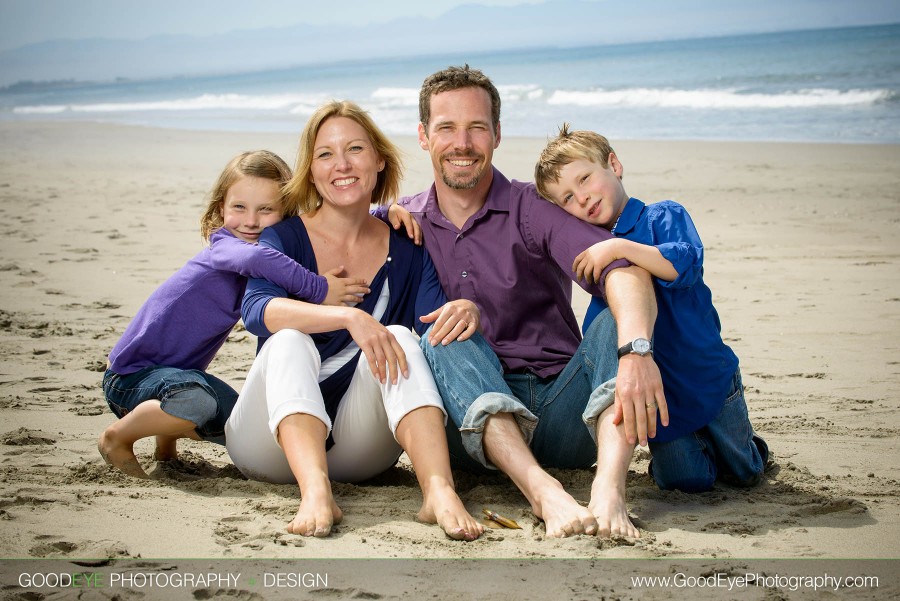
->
xmin=583 ymin=197 xmax=739 ymax=442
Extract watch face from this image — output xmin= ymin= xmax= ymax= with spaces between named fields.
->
xmin=633 ymin=338 xmax=651 ymax=354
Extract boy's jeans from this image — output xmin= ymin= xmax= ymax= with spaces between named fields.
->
xmin=420 ymin=309 xmax=620 ymax=472
xmin=102 ymin=366 xmax=238 ymax=444
xmin=648 ymin=368 xmax=769 ymax=492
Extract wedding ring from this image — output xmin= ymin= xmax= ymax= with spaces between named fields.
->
xmin=646 ymin=401 xmax=658 ymax=409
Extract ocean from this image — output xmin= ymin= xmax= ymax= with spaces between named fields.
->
xmin=2 ymin=23 xmax=898 ymax=143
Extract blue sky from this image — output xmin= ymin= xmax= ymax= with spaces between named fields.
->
xmin=0 ymin=0 xmax=542 ymax=51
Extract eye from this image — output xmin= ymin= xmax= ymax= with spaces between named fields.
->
xmin=258 ymin=206 xmax=274 ymax=213
xmin=316 ymin=151 xmax=332 ymax=159
xmin=349 ymin=144 xmax=364 ymax=152
xmin=580 ymin=174 xmax=589 ymax=184
xmin=561 ymin=194 xmax=571 ymax=205
xmin=231 ymin=204 xmax=245 ymax=210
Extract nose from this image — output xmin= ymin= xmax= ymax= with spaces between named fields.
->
xmin=334 ymin=151 xmax=352 ymax=171
xmin=453 ymin=128 xmax=472 ymax=150
xmin=576 ymin=191 xmax=591 ymax=206
xmin=244 ymin=211 xmax=260 ymax=228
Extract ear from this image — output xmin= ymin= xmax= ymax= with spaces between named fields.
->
xmin=417 ymin=122 xmax=429 ymax=150
xmin=217 ymin=201 xmax=225 ymax=218
xmin=609 ymin=152 xmax=624 ymax=179
xmin=376 ymin=154 xmax=385 ymax=173
xmin=494 ymin=121 xmax=502 ymax=148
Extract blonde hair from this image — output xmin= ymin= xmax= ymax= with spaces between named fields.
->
xmin=282 ymin=100 xmax=402 ymax=216
xmin=199 ymin=150 xmax=293 ymax=241
xmin=534 ymin=124 xmax=615 ymax=201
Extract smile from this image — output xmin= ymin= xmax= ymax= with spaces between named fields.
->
xmin=587 ymin=201 xmax=600 ymax=217
xmin=447 ymin=158 xmax=476 ymax=167
xmin=333 ymin=177 xmax=358 ymax=186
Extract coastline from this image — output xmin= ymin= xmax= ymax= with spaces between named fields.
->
xmin=0 ymin=120 xmax=898 ymax=564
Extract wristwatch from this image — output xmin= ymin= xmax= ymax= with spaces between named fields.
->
xmin=617 ymin=337 xmax=652 ymax=359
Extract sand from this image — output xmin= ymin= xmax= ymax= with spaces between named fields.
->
xmin=0 ymin=121 xmax=898 ymax=596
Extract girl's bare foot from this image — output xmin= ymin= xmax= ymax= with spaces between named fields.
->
xmin=98 ymin=428 xmax=149 ymax=479
xmin=287 ymin=486 xmax=343 ymax=538
xmin=153 ymin=435 xmax=179 ymax=462
xmin=417 ymin=479 xmax=483 ymax=541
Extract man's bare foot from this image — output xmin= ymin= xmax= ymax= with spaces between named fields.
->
xmin=153 ymin=435 xmax=178 ymax=462
xmin=287 ymin=486 xmax=343 ymax=538
xmin=98 ymin=428 xmax=149 ymax=479
xmin=531 ymin=478 xmax=598 ymax=538
xmin=588 ymin=478 xmax=640 ymax=538
xmin=416 ymin=479 xmax=483 ymax=541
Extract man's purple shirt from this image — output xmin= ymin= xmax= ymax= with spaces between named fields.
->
xmin=394 ymin=167 xmax=628 ymax=377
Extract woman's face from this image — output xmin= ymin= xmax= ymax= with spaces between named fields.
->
xmin=310 ymin=116 xmax=385 ymax=210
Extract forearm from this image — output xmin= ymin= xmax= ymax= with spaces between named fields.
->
xmin=604 ymin=265 xmax=657 ymax=345
xmin=263 ymin=297 xmax=358 ymax=335
xmin=611 ymin=239 xmax=677 ymax=282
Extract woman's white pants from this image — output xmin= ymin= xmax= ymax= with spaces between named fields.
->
xmin=225 ymin=326 xmax=445 ymax=484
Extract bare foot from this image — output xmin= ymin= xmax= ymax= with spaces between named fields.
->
xmin=417 ymin=480 xmax=483 ymax=541
xmin=287 ymin=486 xmax=343 ymax=538
xmin=531 ymin=478 xmax=598 ymax=538
xmin=588 ymin=478 xmax=640 ymax=538
xmin=153 ymin=435 xmax=178 ymax=462
xmin=98 ymin=428 xmax=149 ymax=479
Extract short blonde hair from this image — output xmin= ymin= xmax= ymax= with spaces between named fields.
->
xmin=199 ymin=150 xmax=292 ymax=241
xmin=534 ymin=124 xmax=615 ymax=201
xmin=282 ymin=100 xmax=403 ymax=216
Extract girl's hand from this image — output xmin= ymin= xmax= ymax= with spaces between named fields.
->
xmin=387 ymin=203 xmax=423 ymax=245
xmin=419 ymin=300 xmax=480 ymax=346
xmin=573 ymin=239 xmax=620 ymax=284
xmin=346 ymin=309 xmax=408 ymax=384
xmin=322 ymin=266 xmax=370 ymax=306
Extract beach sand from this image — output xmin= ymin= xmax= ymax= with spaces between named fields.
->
xmin=0 ymin=121 xmax=898 ymax=595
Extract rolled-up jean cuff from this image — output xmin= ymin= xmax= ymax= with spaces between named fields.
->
xmin=460 ymin=392 xmax=537 ymax=470
xmin=269 ymin=398 xmax=333 ymax=446
xmin=582 ymin=377 xmax=616 ymax=444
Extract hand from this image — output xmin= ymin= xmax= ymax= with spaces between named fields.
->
xmin=573 ymin=239 xmax=619 ymax=284
xmin=346 ymin=309 xmax=408 ymax=384
xmin=387 ymin=203 xmax=423 ymax=245
xmin=321 ymin=266 xmax=370 ymax=306
xmin=419 ymin=300 xmax=480 ymax=346
xmin=612 ymin=354 xmax=669 ymax=446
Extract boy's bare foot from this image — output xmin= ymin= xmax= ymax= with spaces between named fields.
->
xmin=531 ymin=478 xmax=598 ymax=538
xmin=588 ymin=477 xmax=639 ymax=538
xmin=287 ymin=485 xmax=343 ymax=538
xmin=98 ymin=428 xmax=149 ymax=479
xmin=416 ymin=480 xmax=483 ymax=541
xmin=153 ymin=435 xmax=179 ymax=462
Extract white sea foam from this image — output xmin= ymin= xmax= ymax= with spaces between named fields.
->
xmin=547 ymin=87 xmax=893 ymax=109
xmin=13 ymin=92 xmax=327 ymax=114
xmin=370 ymin=87 xmax=419 ymax=106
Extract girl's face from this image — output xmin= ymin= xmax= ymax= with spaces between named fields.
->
xmin=220 ymin=176 xmax=283 ymax=243
xmin=310 ymin=116 xmax=385 ymax=210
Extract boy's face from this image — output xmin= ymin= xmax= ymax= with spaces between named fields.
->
xmin=542 ymin=155 xmax=628 ymax=229
xmin=220 ymin=176 xmax=283 ymax=243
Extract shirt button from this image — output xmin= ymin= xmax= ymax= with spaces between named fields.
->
xmin=461 ymin=271 xmax=468 ymax=278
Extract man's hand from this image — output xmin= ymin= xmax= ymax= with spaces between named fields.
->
xmin=387 ymin=203 xmax=423 ymax=245
xmin=419 ymin=299 xmax=480 ymax=346
xmin=613 ymin=354 xmax=669 ymax=446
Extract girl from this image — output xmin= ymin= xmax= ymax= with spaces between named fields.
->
xmin=100 ymin=150 xmax=369 ymax=479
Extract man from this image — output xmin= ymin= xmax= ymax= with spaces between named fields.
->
xmin=392 ymin=65 xmax=667 ymax=538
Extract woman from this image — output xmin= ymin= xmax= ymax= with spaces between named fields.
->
xmin=225 ymin=101 xmax=483 ymax=540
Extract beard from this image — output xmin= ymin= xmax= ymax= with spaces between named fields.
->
xmin=438 ymin=154 xmax=485 ymax=190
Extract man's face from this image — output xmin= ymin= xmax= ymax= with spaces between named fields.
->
xmin=418 ymin=87 xmax=500 ymax=191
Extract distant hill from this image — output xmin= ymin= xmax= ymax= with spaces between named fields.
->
xmin=1 ymin=0 xmax=897 ymax=86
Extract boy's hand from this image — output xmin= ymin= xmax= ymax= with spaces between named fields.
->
xmin=573 ymin=239 xmax=619 ymax=284
xmin=613 ymin=354 xmax=669 ymax=447
xmin=420 ymin=300 xmax=480 ymax=346
xmin=321 ymin=266 xmax=370 ymax=306
xmin=387 ymin=203 xmax=423 ymax=245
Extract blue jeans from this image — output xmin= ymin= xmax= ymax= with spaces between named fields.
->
xmin=420 ymin=309 xmax=620 ymax=472
xmin=648 ymin=369 xmax=768 ymax=492
xmin=102 ymin=367 xmax=238 ymax=444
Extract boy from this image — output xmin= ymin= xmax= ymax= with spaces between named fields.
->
xmin=535 ymin=125 xmax=768 ymax=492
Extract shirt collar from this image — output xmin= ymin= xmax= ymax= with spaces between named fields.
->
xmin=611 ymin=197 xmax=644 ymax=235
xmin=421 ymin=166 xmax=511 ymax=227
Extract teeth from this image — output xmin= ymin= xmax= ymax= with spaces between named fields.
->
xmin=449 ymin=159 xmax=475 ymax=167
xmin=334 ymin=177 xmax=358 ymax=186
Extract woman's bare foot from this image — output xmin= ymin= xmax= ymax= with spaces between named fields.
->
xmin=588 ymin=476 xmax=640 ymax=538
xmin=98 ymin=427 xmax=149 ymax=479
xmin=153 ymin=435 xmax=179 ymax=462
xmin=287 ymin=483 xmax=343 ymax=537
xmin=416 ymin=479 xmax=483 ymax=541
xmin=531 ymin=478 xmax=598 ymax=538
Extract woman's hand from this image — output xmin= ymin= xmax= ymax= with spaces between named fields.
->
xmin=419 ymin=300 xmax=480 ymax=346
xmin=346 ymin=309 xmax=408 ymax=384
xmin=321 ymin=266 xmax=370 ymax=306
xmin=387 ymin=203 xmax=423 ymax=245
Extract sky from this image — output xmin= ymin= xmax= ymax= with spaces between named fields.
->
xmin=0 ymin=0 xmax=544 ymax=52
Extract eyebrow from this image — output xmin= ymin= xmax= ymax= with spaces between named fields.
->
xmin=313 ymin=138 xmax=368 ymax=153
